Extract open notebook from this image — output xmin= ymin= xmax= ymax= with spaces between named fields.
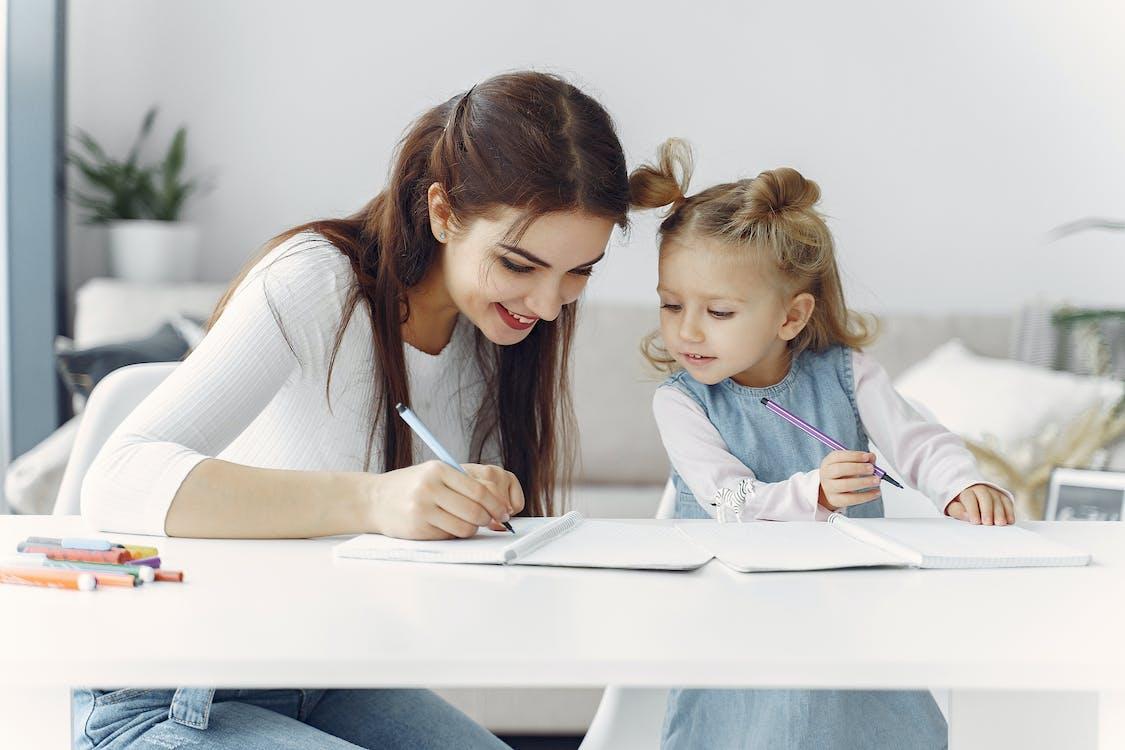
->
xmin=333 ymin=512 xmax=712 ymax=570
xmin=679 ymin=513 xmax=1092 ymax=572
xmin=333 ymin=511 xmax=1091 ymax=572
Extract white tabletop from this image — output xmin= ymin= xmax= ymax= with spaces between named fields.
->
xmin=1 ymin=515 xmax=1122 ymax=692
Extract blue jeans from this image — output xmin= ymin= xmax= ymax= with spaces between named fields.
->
xmin=72 ymin=688 xmax=511 ymax=749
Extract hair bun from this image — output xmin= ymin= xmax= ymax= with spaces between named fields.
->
xmin=741 ymin=167 xmax=821 ymax=220
xmin=629 ymin=138 xmax=694 ymax=211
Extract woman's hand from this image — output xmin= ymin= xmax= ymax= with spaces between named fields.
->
xmin=819 ymin=451 xmax=882 ymax=511
xmin=462 ymin=463 xmax=526 ymax=531
xmin=945 ymin=484 xmax=1015 ymax=525
xmin=365 ymin=461 xmax=522 ymax=540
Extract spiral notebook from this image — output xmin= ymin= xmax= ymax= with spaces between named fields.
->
xmin=677 ymin=514 xmax=1092 ymax=572
xmin=333 ymin=512 xmax=1091 ymax=572
xmin=333 ymin=511 xmax=712 ymax=570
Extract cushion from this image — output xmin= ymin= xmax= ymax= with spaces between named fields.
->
xmin=4 ymin=415 xmax=81 ymax=514
xmin=56 ymin=322 xmax=189 ymax=400
xmin=894 ymin=339 xmax=1124 ymax=517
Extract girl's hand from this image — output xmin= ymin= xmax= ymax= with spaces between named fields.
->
xmin=366 ymin=461 xmax=518 ymax=540
xmin=819 ymin=451 xmax=882 ymax=511
xmin=945 ymin=484 xmax=1015 ymax=525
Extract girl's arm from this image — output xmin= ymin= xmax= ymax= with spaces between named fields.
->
xmin=652 ymin=387 xmax=825 ymax=521
xmin=852 ymin=350 xmax=1013 ymax=516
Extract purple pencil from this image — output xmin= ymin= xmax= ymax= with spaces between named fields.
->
xmin=759 ymin=397 xmax=904 ymax=489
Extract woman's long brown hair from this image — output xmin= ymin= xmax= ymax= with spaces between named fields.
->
xmin=208 ymin=72 xmax=630 ymax=516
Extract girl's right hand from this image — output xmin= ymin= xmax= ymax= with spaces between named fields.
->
xmin=818 ymin=451 xmax=883 ymax=511
xmin=365 ymin=460 xmax=517 ymax=540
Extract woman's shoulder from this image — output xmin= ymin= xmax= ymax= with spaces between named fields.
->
xmin=220 ymin=231 xmax=362 ymax=366
xmin=242 ymin=231 xmax=355 ymax=299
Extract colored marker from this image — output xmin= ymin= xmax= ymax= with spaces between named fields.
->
xmin=0 ymin=566 xmax=97 ymax=591
xmin=122 ymin=545 xmax=159 ymax=560
xmin=2 ymin=555 xmax=144 ymax=587
xmin=46 ymin=560 xmax=154 ymax=584
xmin=16 ymin=544 xmax=131 ymax=564
xmin=759 ymin=397 xmax=905 ymax=489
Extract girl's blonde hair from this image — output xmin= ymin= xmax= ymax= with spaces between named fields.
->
xmin=630 ymin=138 xmax=875 ymax=372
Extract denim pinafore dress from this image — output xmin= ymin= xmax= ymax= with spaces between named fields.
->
xmin=661 ymin=345 xmax=947 ymax=750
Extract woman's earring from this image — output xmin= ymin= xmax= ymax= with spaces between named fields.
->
xmin=438 ymin=231 xmax=447 ymax=242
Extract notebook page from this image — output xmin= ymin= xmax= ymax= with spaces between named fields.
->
xmin=677 ymin=521 xmax=904 ymax=572
xmin=332 ymin=516 xmax=564 ymax=565
xmin=514 ymin=521 xmax=712 ymax=570
xmin=831 ymin=517 xmax=1092 ymax=569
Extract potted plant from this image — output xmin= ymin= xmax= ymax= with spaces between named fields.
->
xmin=69 ymin=108 xmax=203 ymax=283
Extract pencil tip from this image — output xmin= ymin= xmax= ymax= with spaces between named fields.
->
xmin=884 ymin=475 xmax=905 ymax=489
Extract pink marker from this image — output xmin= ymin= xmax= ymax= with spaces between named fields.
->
xmin=759 ymin=397 xmax=905 ymax=489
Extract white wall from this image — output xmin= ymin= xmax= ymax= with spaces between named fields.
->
xmin=66 ymin=0 xmax=1125 ymax=315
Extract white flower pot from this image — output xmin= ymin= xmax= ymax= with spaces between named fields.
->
xmin=106 ymin=220 xmax=200 ymax=283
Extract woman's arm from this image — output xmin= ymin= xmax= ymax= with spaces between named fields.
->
xmin=652 ymin=387 xmax=824 ymax=521
xmin=82 ymin=241 xmax=516 ymax=539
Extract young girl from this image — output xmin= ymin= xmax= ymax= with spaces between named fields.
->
xmin=631 ymin=139 xmax=1015 ymax=750
xmin=74 ymin=72 xmax=632 ymax=750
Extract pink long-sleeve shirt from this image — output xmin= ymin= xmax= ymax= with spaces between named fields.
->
xmin=653 ymin=350 xmax=1012 ymax=521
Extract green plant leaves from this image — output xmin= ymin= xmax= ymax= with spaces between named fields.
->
xmin=67 ymin=108 xmax=202 ymax=224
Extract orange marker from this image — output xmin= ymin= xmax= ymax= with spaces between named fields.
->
xmin=154 ymin=569 xmax=184 ymax=583
xmin=86 ymin=571 xmax=138 ymax=588
xmin=0 ymin=567 xmax=97 ymax=591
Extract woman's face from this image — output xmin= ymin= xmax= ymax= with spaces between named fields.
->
xmin=437 ymin=206 xmax=615 ymax=346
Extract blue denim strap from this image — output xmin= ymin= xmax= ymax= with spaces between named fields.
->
xmin=169 ymin=688 xmax=216 ymax=729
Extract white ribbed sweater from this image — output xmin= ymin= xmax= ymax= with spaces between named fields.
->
xmin=82 ymin=233 xmax=486 ymax=536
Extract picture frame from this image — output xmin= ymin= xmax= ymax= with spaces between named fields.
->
xmin=1045 ymin=468 xmax=1125 ymax=522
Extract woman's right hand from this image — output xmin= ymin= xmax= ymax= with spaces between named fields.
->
xmin=365 ymin=460 xmax=518 ymax=540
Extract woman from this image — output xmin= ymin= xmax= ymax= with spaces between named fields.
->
xmin=75 ymin=71 xmax=632 ymax=750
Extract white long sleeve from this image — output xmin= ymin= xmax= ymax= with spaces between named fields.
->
xmin=652 ymin=350 xmax=1011 ymax=521
xmin=81 ymin=233 xmax=486 ymax=535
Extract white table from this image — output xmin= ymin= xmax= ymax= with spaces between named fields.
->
xmin=1 ymin=516 xmax=1122 ymax=749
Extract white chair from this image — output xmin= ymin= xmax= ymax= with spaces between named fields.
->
xmin=578 ymin=479 xmax=675 ymax=750
xmin=53 ymin=362 xmax=178 ymax=515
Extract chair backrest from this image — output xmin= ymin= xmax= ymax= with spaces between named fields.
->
xmin=655 ymin=478 xmax=676 ymax=520
xmin=53 ymin=362 xmax=179 ymax=515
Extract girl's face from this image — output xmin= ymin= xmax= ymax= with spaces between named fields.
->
xmin=657 ymin=233 xmax=814 ymax=387
xmin=437 ymin=205 xmax=615 ymax=346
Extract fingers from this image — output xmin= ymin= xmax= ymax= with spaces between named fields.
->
xmin=437 ymin=464 xmax=512 ymax=526
xmin=826 ymin=487 xmax=882 ymax=508
xmin=975 ymin=486 xmax=1016 ymax=525
xmin=464 ymin=464 xmax=527 ymax=517
xmin=823 ymin=461 xmax=877 ymax=481
xmin=975 ymin=486 xmax=994 ymax=526
xmin=426 ymin=506 xmax=480 ymax=539
xmin=959 ymin=490 xmax=982 ymax=524
xmin=824 ymin=451 xmax=874 ymax=468
xmin=999 ymin=492 xmax=1016 ymax=524
xmin=834 ymin=474 xmax=883 ymax=493
xmin=822 ymin=486 xmax=880 ymax=510
xmin=946 ymin=500 xmax=966 ymax=521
